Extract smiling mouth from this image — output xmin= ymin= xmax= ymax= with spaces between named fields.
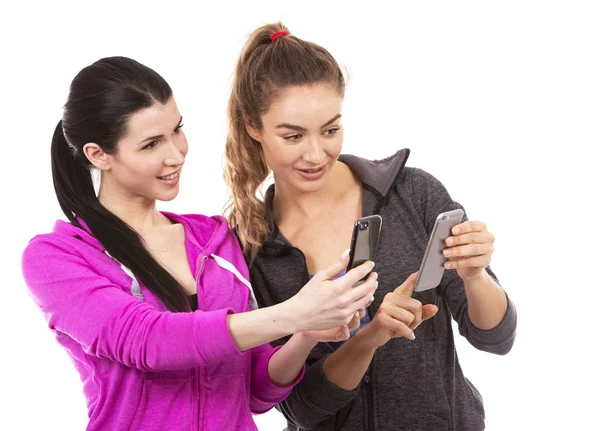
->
xmin=297 ymin=166 xmax=325 ymax=173
xmin=157 ymin=170 xmax=179 ymax=180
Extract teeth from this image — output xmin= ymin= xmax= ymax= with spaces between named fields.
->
xmin=159 ymin=172 xmax=178 ymax=180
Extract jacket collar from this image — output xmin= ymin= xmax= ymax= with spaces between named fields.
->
xmin=263 ymin=148 xmax=410 ymax=244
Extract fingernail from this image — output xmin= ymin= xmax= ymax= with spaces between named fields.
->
xmin=375 ymin=281 xmax=379 ymax=289
xmin=371 ymin=295 xmax=375 ymax=302
xmin=373 ymin=272 xmax=379 ymax=280
xmin=443 ymin=249 xmax=451 ymax=257
xmin=452 ymin=227 xmax=460 ymax=235
xmin=444 ymin=262 xmax=452 ymax=269
xmin=342 ymin=248 xmax=351 ymax=258
xmin=355 ymin=311 xmax=360 ymax=318
xmin=410 ymin=333 xmax=416 ymax=340
xmin=446 ymin=238 xmax=454 ymax=246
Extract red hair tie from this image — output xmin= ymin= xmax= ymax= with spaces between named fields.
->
xmin=271 ymin=31 xmax=288 ymax=42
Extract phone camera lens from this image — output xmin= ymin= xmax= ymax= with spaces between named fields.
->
xmin=359 ymin=221 xmax=369 ymax=230
xmin=443 ymin=216 xmax=448 ymax=220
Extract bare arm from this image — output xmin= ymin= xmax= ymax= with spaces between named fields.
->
xmin=227 ymin=256 xmax=376 ymax=352
xmin=324 ymin=273 xmax=437 ymax=391
xmin=463 ymin=270 xmax=508 ymax=329
xmin=443 ymin=220 xmax=508 ymax=329
xmin=322 ymin=331 xmax=377 ymax=390
xmin=267 ymin=333 xmax=318 ymax=386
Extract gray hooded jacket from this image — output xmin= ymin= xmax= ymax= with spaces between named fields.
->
xmin=245 ymin=149 xmax=517 ymax=430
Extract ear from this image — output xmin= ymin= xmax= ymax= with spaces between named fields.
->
xmin=243 ymin=113 xmax=262 ymax=143
xmin=83 ymin=143 xmax=112 ymax=171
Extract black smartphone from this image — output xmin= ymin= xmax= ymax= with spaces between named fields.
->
xmin=346 ymin=215 xmax=382 ymax=285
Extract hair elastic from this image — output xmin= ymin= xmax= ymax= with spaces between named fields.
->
xmin=270 ymin=31 xmax=288 ymax=42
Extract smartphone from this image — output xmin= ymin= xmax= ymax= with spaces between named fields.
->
xmin=346 ymin=215 xmax=382 ymax=285
xmin=414 ymin=209 xmax=465 ymax=292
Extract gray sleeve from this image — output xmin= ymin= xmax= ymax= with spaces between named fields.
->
xmin=409 ymin=167 xmax=517 ymax=355
xmin=439 ymin=268 xmax=517 ymax=355
xmin=274 ymin=347 xmax=360 ymax=428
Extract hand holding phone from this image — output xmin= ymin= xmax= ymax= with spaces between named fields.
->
xmin=414 ymin=209 xmax=464 ymax=292
xmin=346 ymin=215 xmax=382 ymax=285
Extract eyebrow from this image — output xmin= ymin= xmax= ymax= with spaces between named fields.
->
xmin=275 ymin=114 xmax=342 ymax=132
xmin=138 ymin=116 xmax=183 ymax=144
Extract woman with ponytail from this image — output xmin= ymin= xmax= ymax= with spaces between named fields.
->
xmin=22 ymin=56 xmax=377 ymax=430
xmin=224 ymin=23 xmax=517 ymax=430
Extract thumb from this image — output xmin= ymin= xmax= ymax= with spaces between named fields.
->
xmin=394 ymin=272 xmax=418 ymax=297
xmin=318 ymin=249 xmax=351 ymax=280
xmin=422 ymin=304 xmax=438 ymax=321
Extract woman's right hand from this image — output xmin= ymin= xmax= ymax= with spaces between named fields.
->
xmin=358 ymin=272 xmax=438 ymax=348
xmin=289 ymin=250 xmax=378 ymax=333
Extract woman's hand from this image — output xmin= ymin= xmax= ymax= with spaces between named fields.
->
xmin=288 ymin=251 xmax=377 ymax=333
xmin=443 ymin=221 xmax=495 ymax=281
xmin=302 ymin=307 xmax=368 ymax=343
xmin=357 ymin=273 xmax=438 ymax=348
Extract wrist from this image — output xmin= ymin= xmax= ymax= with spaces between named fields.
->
xmin=350 ymin=326 xmax=379 ymax=354
xmin=275 ymin=299 xmax=301 ymax=335
xmin=463 ymin=268 xmax=490 ymax=287
xmin=293 ymin=331 xmax=319 ymax=349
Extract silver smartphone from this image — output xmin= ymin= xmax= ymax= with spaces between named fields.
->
xmin=346 ymin=215 xmax=382 ymax=285
xmin=414 ymin=209 xmax=465 ymax=292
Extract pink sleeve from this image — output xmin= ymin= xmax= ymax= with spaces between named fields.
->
xmin=249 ymin=343 xmax=305 ymax=414
xmin=22 ymin=238 xmax=242 ymax=372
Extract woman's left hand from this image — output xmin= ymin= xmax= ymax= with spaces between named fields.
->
xmin=443 ymin=220 xmax=495 ymax=281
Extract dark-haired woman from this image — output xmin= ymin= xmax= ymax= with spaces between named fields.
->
xmin=21 ymin=56 xmax=377 ymax=430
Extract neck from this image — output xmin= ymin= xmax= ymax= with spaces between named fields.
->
xmin=98 ymin=182 xmax=166 ymax=233
xmin=273 ymin=161 xmax=357 ymax=221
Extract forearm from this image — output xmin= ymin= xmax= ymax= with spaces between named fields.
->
xmin=226 ymin=300 xmax=297 ymax=351
xmin=323 ymin=329 xmax=377 ymax=391
xmin=268 ymin=333 xmax=316 ymax=386
xmin=464 ymin=270 xmax=508 ymax=329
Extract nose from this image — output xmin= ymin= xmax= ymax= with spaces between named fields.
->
xmin=164 ymin=139 xmax=186 ymax=166
xmin=302 ymin=137 xmax=326 ymax=164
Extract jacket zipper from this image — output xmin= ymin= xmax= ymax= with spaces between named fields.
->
xmin=195 ymin=255 xmax=208 ymax=430
xmin=366 ymin=302 xmax=376 ymax=431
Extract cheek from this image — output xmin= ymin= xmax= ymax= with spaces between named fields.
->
xmin=131 ymin=157 xmax=163 ymax=177
xmin=327 ymin=131 xmax=344 ymax=155
xmin=261 ymin=138 xmax=294 ymax=170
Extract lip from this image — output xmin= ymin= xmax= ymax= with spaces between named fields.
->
xmin=157 ymin=168 xmax=182 ymax=185
xmin=294 ymin=165 xmax=327 ymax=181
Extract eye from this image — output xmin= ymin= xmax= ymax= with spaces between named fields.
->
xmin=283 ymin=134 xmax=302 ymax=141
xmin=174 ymin=123 xmax=184 ymax=134
xmin=143 ymin=140 xmax=159 ymax=150
xmin=324 ymin=127 xmax=340 ymax=137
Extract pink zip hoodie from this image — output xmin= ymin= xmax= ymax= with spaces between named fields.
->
xmin=21 ymin=212 xmax=303 ymax=430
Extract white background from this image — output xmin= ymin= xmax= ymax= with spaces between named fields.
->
xmin=1 ymin=1 xmax=598 ymax=430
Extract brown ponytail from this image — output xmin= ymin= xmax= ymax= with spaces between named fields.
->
xmin=224 ymin=23 xmax=345 ymax=257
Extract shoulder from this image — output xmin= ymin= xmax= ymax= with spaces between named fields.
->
xmin=398 ymin=165 xmax=444 ymax=187
xmin=21 ymin=231 xmax=104 ymax=295
xmin=389 ymin=165 xmax=463 ymax=231
xmin=395 ymin=166 xmax=450 ymax=200
xmin=23 ymin=231 xmax=86 ymax=263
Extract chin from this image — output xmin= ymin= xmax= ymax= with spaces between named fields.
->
xmin=155 ymin=188 xmax=180 ymax=202
xmin=293 ymin=179 xmax=326 ymax=194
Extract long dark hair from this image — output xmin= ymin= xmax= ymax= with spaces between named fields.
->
xmin=51 ymin=56 xmax=189 ymax=312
